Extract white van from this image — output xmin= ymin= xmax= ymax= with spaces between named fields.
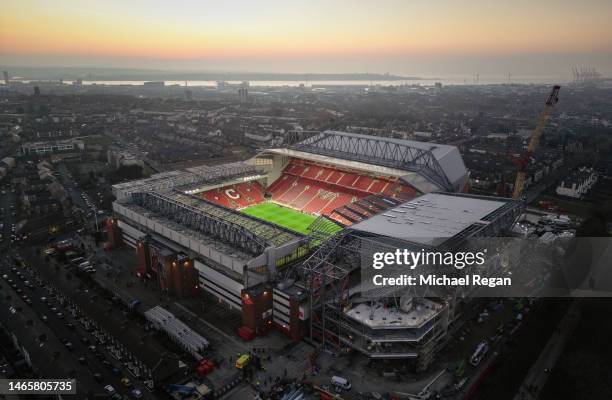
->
xmin=331 ymin=376 xmax=351 ymax=390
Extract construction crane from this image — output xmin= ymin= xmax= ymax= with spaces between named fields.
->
xmin=512 ymin=85 xmax=561 ymax=200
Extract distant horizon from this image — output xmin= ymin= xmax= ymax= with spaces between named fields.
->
xmin=1 ymin=54 xmax=610 ymax=79
xmin=0 ymin=65 xmax=413 ymax=77
xmin=0 ymin=65 xmax=593 ymax=84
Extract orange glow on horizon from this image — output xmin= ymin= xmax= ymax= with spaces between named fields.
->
xmin=1 ymin=0 xmax=611 ymax=64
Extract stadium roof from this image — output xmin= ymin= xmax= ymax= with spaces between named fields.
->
xmin=126 ymin=191 xmax=302 ymax=253
xmin=283 ymin=130 xmax=468 ymax=192
xmin=112 ymin=162 xmax=260 ymax=201
xmin=114 ymin=201 xmax=253 ymax=266
xmin=349 ymin=192 xmax=520 ymax=247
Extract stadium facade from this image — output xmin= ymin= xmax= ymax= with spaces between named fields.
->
xmin=108 ymin=130 xmax=522 ymax=370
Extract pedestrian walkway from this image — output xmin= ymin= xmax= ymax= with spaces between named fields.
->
xmin=173 ymin=302 xmax=248 ymax=352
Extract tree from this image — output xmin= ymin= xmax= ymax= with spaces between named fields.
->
xmin=110 ymin=164 xmax=145 ymax=183
xmin=576 ymin=206 xmax=609 ymax=237
xmin=576 ymin=216 xmax=607 ymax=237
xmin=56 ymin=251 xmax=67 ymax=264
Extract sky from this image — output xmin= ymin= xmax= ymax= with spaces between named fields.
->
xmin=1 ymin=0 xmax=612 ymax=78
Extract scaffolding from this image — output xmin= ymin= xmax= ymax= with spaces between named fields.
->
xmin=300 ymin=230 xmax=462 ymax=370
xmin=300 ymin=193 xmax=524 ymax=369
xmin=301 ymin=230 xmax=360 ymax=351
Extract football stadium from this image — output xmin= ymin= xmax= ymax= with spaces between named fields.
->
xmin=109 ymin=130 xmax=522 ymax=370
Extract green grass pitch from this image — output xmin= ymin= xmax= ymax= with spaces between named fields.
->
xmin=242 ymin=202 xmax=340 ymax=235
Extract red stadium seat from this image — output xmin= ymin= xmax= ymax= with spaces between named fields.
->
xmin=200 ymin=181 xmax=266 ymax=209
xmin=353 ymin=176 xmax=374 ymax=191
xmin=337 ymin=172 xmax=358 ymax=187
xmin=325 ymin=170 xmax=344 ymax=184
xmin=264 ymin=158 xmax=418 ymax=217
xmin=302 ymin=192 xmax=331 ymax=215
xmin=286 ymin=161 xmax=306 ymax=176
xmin=328 ymin=212 xmax=353 ymax=226
xmin=291 ymin=185 xmax=318 ymax=209
xmin=197 ymin=159 xmax=417 ymax=219
xmin=369 ymin=179 xmax=389 ymax=194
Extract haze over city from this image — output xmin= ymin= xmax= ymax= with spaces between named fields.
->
xmin=2 ymin=0 xmax=612 ymax=79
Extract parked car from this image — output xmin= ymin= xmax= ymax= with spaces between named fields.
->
xmin=331 ymin=376 xmax=352 ymax=390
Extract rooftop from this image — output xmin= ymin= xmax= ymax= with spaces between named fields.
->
xmin=350 ymin=192 xmax=512 ymax=247
xmin=144 ymin=306 xmax=209 ymax=358
xmin=345 ymin=299 xmax=443 ymax=330
xmin=112 ymin=162 xmax=260 ymax=201
xmin=284 ymin=130 xmax=468 ymax=191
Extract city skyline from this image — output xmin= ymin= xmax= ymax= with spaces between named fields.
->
xmin=2 ymin=0 xmax=612 ymax=77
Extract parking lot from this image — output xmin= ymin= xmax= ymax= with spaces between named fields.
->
xmin=0 ymin=260 xmax=135 ymax=398
xmin=1 ymin=242 xmax=182 ymax=400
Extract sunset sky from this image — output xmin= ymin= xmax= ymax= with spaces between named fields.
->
xmin=2 ymin=0 xmax=612 ymax=77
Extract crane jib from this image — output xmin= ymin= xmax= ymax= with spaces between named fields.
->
xmin=512 ymin=85 xmax=561 ymax=200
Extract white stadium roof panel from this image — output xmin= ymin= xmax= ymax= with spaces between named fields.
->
xmin=349 ymin=192 xmax=508 ymax=246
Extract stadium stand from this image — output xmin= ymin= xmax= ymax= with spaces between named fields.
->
xmin=201 ymin=181 xmax=265 ymax=209
xmin=328 ymin=195 xmax=402 ymax=227
xmin=282 ymin=159 xmax=417 ymax=199
xmin=269 ymin=174 xmax=361 ymax=215
xmin=199 ymin=159 xmax=417 ymax=221
xmin=328 ymin=212 xmax=353 ymax=226
xmin=266 ymin=159 xmax=417 ymax=217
